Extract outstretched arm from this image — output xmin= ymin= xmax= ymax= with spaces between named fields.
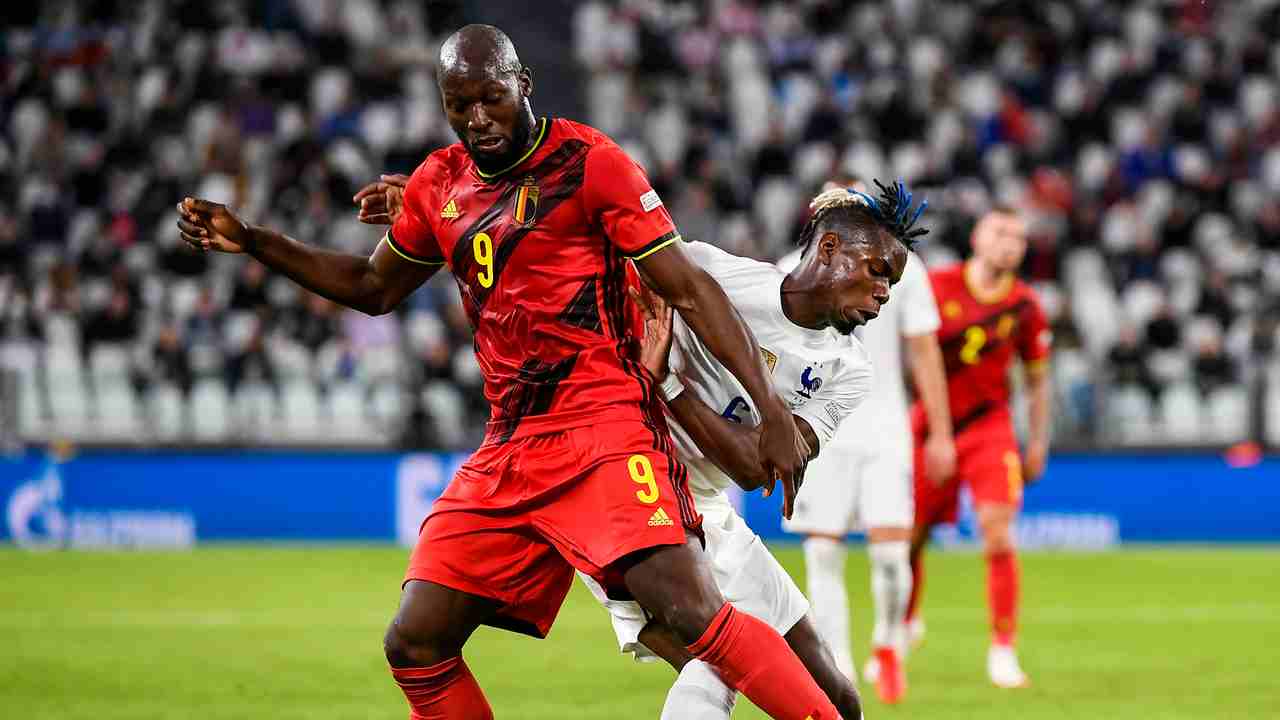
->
xmin=177 ymin=197 xmax=438 ymax=316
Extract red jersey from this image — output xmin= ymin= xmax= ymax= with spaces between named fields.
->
xmin=918 ymin=262 xmax=1051 ymax=431
xmin=387 ymin=118 xmax=680 ymax=443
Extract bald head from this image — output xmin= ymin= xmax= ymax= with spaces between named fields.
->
xmin=435 ymin=24 xmax=537 ymax=175
xmin=437 ymin=24 xmax=523 ymax=80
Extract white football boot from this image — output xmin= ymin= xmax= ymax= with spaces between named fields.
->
xmin=987 ymin=644 xmax=1030 ymax=688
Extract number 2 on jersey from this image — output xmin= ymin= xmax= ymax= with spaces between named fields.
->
xmin=628 ymin=454 xmax=660 ymax=504
xmin=473 ymin=232 xmax=494 ymax=288
xmin=960 ymin=325 xmax=987 ymax=365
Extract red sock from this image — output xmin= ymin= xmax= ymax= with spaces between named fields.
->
xmin=906 ymin=550 xmax=924 ymax=622
xmin=687 ymin=603 xmax=839 ymax=720
xmin=987 ymin=550 xmax=1019 ymax=646
xmin=390 ymin=657 xmax=493 ymax=720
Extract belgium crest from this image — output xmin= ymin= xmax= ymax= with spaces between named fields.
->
xmin=513 ymin=175 xmax=540 ymax=227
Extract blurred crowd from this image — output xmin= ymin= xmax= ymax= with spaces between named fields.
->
xmin=1 ymin=0 xmax=1278 ymax=449
xmin=576 ymin=0 xmax=1280 ymax=446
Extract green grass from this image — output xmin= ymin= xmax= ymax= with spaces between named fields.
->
xmin=1 ymin=546 xmax=1277 ymax=719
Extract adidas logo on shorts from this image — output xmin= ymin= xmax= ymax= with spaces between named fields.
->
xmin=648 ymin=508 xmax=674 ymax=527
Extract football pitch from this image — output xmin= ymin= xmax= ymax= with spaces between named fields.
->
xmin=1 ymin=546 xmax=1276 ymax=719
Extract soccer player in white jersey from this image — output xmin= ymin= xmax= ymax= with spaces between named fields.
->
xmin=779 ymin=177 xmax=954 ymax=705
xmin=581 ymin=180 xmax=930 ymax=720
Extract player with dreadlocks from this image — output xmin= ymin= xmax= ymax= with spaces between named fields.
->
xmin=781 ymin=174 xmax=953 ymax=704
xmin=574 ymin=179 xmax=928 ymax=719
xmin=349 ymin=170 xmax=926 ymax=717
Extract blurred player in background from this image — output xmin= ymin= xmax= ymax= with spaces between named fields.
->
xmin=179 ymin=24 xmax=842 ymax=720
xmin=779 ymin=176 xmax=953 ymax=705
xmin=907 ymin=207 xmax=1053 ymax=689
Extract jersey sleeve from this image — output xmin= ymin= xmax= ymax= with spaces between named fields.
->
xmin=1018 ymin=289 xmax=1052 ymax=375
xmin=792 ymin=352 xmax=874 ymax=454
xmin=583 ymin=142 xmax=680 ymax=259
xmin=898 ymin=254 xmax=942 ymax=337
xmin=385 ymin=165 xmax=447 ymax=266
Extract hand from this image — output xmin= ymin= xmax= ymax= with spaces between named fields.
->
xmin=923 ymin=432 xmax=957 ymax=487
xmin=627 ymin=283 xmax=673 ymax=381
xmin=354 ymin=174 xmax=410 ymax=225
xmin=756 ymin=403 xmax=807 ymax=519
xmin=1022 ymin=441 xmax=1048 ymax=484
xmin=177 ymin=198 xmax=252 ymax=253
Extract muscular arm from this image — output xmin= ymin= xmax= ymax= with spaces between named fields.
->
xmin=244 ymin=228 xmax=438 ymax=316
xmin=666 ymin=389 xmax=819 ymax=492
xmin=178 ymin=197 xmax=439 ymax=316
xmin=634 ymin=245 xmax=793 ymax=432
xmin=906 ymin=332 xmax=956 ymax=483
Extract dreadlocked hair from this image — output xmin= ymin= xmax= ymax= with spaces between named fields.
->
xmin=799 ymin=178 xmax=929 ymax=253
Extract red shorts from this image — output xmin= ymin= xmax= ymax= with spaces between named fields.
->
xmin=405 ymin=417 xmax=701 ymax=638
xmin=913 ymin=408 xmax=1024 ymax=528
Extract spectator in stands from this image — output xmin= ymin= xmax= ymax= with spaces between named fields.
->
xmin=1193 ymin=336 xmax=1237 ymax=397
xmin=149 ymin=321 xmax=194 ymax=398
xmin=1145 ymin=303 xmax=1182 ymax=352
xmin=82 ymin=286 xmax=137 ymax=353
xmin=5 ymin=1 xmax=1278 ymax=448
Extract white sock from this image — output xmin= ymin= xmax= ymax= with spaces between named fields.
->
xmin=660 ymin=659 xmax=736 ymax=720
xmin=802 ymin=536 xmax=854 ymax=679
xmin=868 ymin=540 xmax=912 ymax=655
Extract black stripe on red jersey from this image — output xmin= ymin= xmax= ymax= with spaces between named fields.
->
xmin=952 ymin=400 xmax=997 ymax=434
xmin=450 ymin=140 xmax=591 ymax=309
xmin=385 ymin=228 xmax=446 ymax=265
xmin=490 ymin=354 xmax=579 ymax=444
xmin=627 ymin=230 xmax=681 ymax=261
xmin=601 ymin=242 xmax=701 ymax=539
xmin=556 ymin=276 xmax=603 ymax=333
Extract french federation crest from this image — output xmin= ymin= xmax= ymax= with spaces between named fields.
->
xmin=513 ymin=175 xmax=540 ymax=227
xmin=761 ymin=347 xmax=778 ymax=373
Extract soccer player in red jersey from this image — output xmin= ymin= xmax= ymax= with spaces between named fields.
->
xmin=178 ymin=24 xmax=842 ymax=720
xmin=905 ymin=207 xmax=1052 ymax=689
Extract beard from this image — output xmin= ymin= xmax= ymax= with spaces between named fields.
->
xmin=465 ymin=107 xmax=535 ymax=176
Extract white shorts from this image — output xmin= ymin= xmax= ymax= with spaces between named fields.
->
xmin=579 ymin=490 xmax=809 ymax=662
xmin=784 ymin=444 xmax=914 ymax=536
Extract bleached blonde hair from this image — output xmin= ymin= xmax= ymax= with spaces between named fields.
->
xmin=799 ymin=179 xmax=930 ymax=253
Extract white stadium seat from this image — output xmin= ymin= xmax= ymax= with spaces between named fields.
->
xmin=146 ymin=383 xmax=186 ymax=441
xmin=329 ymin=381 xmax=375 ymax=443
xmin=1159 ymin=382 xmax=1202 ymax=444
xmin=190 ymin=379 xmax=230 ymax=441
xmin=280 ymin=379 xmax=322 ymax=441
xmin=422 ymin=381 xmax=465 ymax=448
xmin=1104 ymin=384 xmax=1156 ymax=445
xmin=1204 ymin=387 xmax=1249 ymax=443
xmin=89 ymin=344 xmax=133 ymax=383
xmin=94 ymin=380 xmax=143 ymax=441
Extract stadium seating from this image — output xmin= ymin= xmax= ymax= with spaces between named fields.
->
xmin=2 ymin=1 xmax=1275 ymax=450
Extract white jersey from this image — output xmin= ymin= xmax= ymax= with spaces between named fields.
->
xmin=670 ymin=241 xmax=874 ymax=494
xmin=777 ymin=248 xmax=940 ymax=459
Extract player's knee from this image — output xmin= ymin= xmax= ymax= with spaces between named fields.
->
xmin=981 ymin=525 xmax=1015 ymax=555
xmin=383 ymin=617 xmax=458 ymax=668
xmin=660 ymin=591 xmax=726 ymax=644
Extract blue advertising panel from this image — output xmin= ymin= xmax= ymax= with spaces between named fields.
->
xmin=0 ymin=450 xmax=466 ymax=549
xmin=2 ymin=450 xmax=1277 ymax=548
xmin=746 ymin=453 xmax=1280 ymax=546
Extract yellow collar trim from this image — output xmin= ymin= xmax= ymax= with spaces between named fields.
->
xmin=963 ymin=260 xmax=1014 ymax=305
xmin=475 ymin=117 xmax=549 ymax=180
